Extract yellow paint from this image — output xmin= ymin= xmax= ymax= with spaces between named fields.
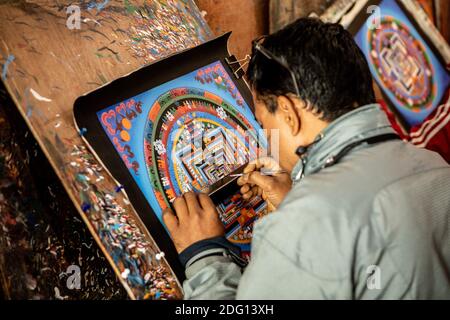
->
xmin=122 ymin=118 xmax=132 ymax=130
xmin=120 ymin=130 xmax=131 ymax=142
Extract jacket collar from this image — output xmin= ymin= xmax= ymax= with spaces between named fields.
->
xmin=291 ymin=104 xmax=395 ymax=183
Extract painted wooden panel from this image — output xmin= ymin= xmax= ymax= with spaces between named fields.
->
xmin=0 ymin=91 xmax=127 ymax=299
xmin=0 ymin=0 xmax=212 ymax=300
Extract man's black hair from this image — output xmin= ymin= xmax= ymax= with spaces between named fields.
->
xmin=247 ymin=18 xmax=376 ymax=122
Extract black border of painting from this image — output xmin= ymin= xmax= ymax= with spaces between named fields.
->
xmin=346 ymin=0 xmax=450 ymax=130
xmin=73 ymin=33 xmax=255 ymax=283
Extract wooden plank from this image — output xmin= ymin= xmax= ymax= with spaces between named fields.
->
xmin=0 ymin=0 xmax=212 ymax=299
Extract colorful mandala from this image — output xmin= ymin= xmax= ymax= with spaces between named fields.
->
xmin=368 ymin=16 xmax=436 ymax=112
xmin=143 ymin=87 xmax=261 ymax=208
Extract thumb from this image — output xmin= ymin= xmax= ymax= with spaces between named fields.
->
xmin=254 ymin=157 xmax=282 ymax=174
xmin=162 ymin=208 xmax=178 ymax=235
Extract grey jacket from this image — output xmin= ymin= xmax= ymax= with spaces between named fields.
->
xmin=183 ymin=104 xmax=450 ymax=299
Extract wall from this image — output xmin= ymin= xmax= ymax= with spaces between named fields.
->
xmin=196 ymin=0 xmax=269 ymax=60
xmin=196 ymin=0 xmax=448 ymax=56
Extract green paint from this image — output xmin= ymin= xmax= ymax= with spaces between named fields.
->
xmin=98 ymin=73 xmax=108 ymax=84
xmin=124 ymin=0 xmax=136 ymax=14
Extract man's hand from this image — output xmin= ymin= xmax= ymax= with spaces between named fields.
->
xmin=162 ymin=191 xmax=224 ymax=253
xmin=237 ymin=157 xmax=292 ymax=212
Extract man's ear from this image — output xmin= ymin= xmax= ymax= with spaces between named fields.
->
xmin=277 ymin=95 xmax=301 ymax=136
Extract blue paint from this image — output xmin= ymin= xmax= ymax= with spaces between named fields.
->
xmin=24 ymin=88 xmax=33 ymax=117
xmin=79 ymin=127 xmax=87 ymax=136
xmin=26 ymin=106 xmax=33 ymax=117
xmin=88 ymin=0 xmax=109 ymax=12
xmin=81 ymin=202 xmax=91 ymax=212
xmin=127 ymin=274 xmax=145 ymax=286
xmin=97 ymin=0 xmax=110 ymax=11
xmin=111 ymin=224 xmax=123 ymax=231
xmin=1 ymin=55 xmax=15 ymax=81
xmin=111 ymin=249 xmax=121 ymax=264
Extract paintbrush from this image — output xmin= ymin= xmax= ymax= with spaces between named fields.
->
xmin=228 ymin=170 xmax=287 ymax=177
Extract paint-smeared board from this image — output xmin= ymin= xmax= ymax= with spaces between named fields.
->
xmin=0 ymin=0 xmax=212 ymax=300
xmin=0 ymin=92 xmax=128 ymax=299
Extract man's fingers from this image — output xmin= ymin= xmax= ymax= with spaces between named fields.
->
xmin=262 ymin=191 xmax=268 ymax=201
xmin=238 ymin=173 xmax=251 ymax=185
xmin=244 ymin=171 xmax=275 ymax=190
xmin=240 ymin=184 xmax=250 ymax=194
xmin=162 ymin=208 xmax=178 ymax=234
xmin=173 ymin=196 xmax=188 ymax=223
xmin=237 ymin=176 xmax=250 ymax=186
xmin=198 ymin=193 xmax=215 ymax=212
xmin=251 ymin=185 xmax=261 ymax=196
xmin=242 ymin=191 xmax=254 ymax=200
xmin=254 ymin=157 xmax=282 ymax=172
xmin=241 ymin=186 xmax=262 ymax=200
xmin=239 ymin=158 xmax=283 ymax=186
xmin=243 ymin=162 xmax=257 ymax=174
xmin=183 ymin=191 xmax=202 ymax=214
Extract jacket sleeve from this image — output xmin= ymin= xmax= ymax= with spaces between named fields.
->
xmin=182 ymin=252 xmax=242 ymax=299
xmin=183 ymin=201 xmax=354 ymax=299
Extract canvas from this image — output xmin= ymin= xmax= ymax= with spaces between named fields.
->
xmin=352 ymin=0 xmax=450 ymax=127
xmin=96 ymin=60 xmax=268 ymax=256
